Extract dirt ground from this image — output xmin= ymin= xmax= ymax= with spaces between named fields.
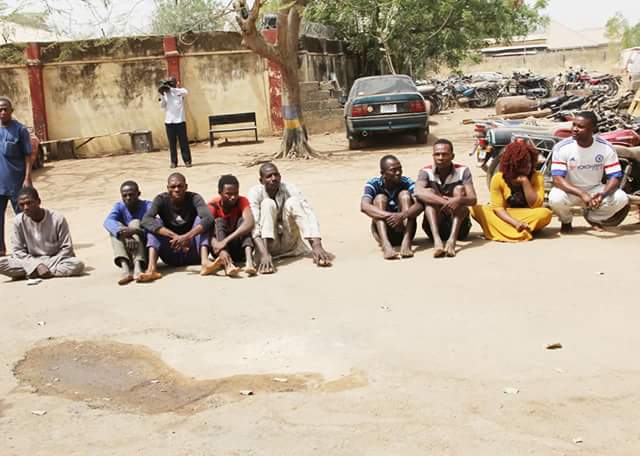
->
xmin=2 ymin=109 xmax=640 ymax=455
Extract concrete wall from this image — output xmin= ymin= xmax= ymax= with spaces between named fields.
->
xmin=0 ymin=64 xmax=32 ymax=128
xmin=180 ymin=53 xmax=270 ymax=142
xmin=34 ymin=33 xmax=273 ymax=158
xmin=0 ymin=31 xmax=353 ymax=159
xmin=449 ymin=46 xmax=620 ymax=77
xmin=42 ymin=59 xmax=167 ymax=158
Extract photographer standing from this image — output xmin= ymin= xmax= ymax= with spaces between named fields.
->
xmin=159 ymin=76 xmax=192 ymax=168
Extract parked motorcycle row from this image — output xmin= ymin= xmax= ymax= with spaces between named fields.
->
xmin=469 ymin=89 xmax=640 ymax=202
xmin=416 ymin=67 xmax=624 ymax=115
xmin=553 ymin=66 xmax=622 ymax=97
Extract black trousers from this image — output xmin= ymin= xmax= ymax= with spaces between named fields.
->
xmin=214 ymin=217 xmax=254 ymax=262
xmin=165 ymin=122 xmax=192 ymax=165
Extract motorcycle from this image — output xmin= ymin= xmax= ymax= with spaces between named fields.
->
xmin=615 ymin=145 xmax=640 ymax=205
xmin=415 ymin=81 xmax=443 ymax=115
xmin=499 ymin=71 xmax=552 ymax=98
xmin=446 ymin=79 xmax=498 ymax=108
xmin=555 ymin=66 xmax=622 ymax=97
xmin=478 ymin=126 xmax=640 ymax=189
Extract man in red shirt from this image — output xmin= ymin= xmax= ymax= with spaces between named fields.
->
xmin=208 ymin=174 xmax=256 ymax=276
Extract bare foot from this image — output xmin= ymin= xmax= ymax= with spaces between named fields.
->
xmin=118 ymin=274 xmax=134 ymax=286
xmin=383 ymin=246 xmax=401 ymax=260
xmin=200 ymin=257 xmax=224 ymax=276
xmin=433 ymin=241 xmax=445 ymax=258
xmin=35 ymin=264 xmax=53 ymax=278
xmin=137 ymin=271 xmax=162 ymax=283
xmin=225 ymin=263 xmax=240 ymax=277
xmin=445 ymin=241 xmax=457 ymax=257
xmin=244 ymin=265 xmax=257 ymax=276
xmin=400 ymin=241 xmax=414 ymax=258
xmin=589 ymin=222 xmax=606 ymax=232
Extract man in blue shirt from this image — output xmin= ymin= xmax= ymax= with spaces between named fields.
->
xmin=0 ymin=97 xmax=32 ymax=256
xmin=360 ymin=155 xmax=423 ymax=260
xmin=103 ymin=180 xmax=151 ymax=284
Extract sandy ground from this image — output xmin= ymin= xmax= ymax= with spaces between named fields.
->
xmin=2 ymin=109 xmax=640 ymax=455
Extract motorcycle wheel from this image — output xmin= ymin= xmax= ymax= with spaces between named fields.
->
xmin=441 ymin=95 xmax=452 ymax=111
xmin=585 ymin=204 xmax=630 ymax=227
xmin=432 ymin=94 xmax=443 ymax=114
xmin=472 ymin=89 xmax=493 ymax=108
xmin=485 ymin=150 xmax=502 ymax=189
xmin=603 ymin=79 xmax=619 ymax=97
xmin=425 ymin=96 xmax=437 ymax=115
xmin=540 ymin=80 xmax=552 ymax=97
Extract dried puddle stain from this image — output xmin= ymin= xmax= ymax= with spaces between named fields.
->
xmin=14 ymin=340 xmax=366 ymax=415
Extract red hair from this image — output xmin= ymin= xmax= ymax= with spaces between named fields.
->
xmin=499 ymin=140 xmax=538 ymax=183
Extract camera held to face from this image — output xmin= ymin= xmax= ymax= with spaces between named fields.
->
xmin=158 ymin=77 xmax=177 ymax=95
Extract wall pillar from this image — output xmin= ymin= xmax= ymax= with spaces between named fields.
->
xmin=163 ymin=36 xmax=182 ymax=84
xmin=24 ymin=43 xmax=48 ymax=141
xmin=261 ymin=29 xmax=284 ymax=133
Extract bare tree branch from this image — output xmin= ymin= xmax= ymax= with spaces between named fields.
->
xmin=234 ymin=0 xmax=283 ymax=66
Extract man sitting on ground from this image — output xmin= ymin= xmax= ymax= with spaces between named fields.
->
xmin=103 ymin=180 xmax=152 ymax=285
xmin=361 ymin=155 xmax=423 ymax=259
xmin=139 ymin=173 xmax=215 ymax=282
xmin=208 ymin=174 xmax=256 ymax=277
xmin=0 ymin=187 xmax=84 ymax=279
xmin=549 ymin=111 xmax=629 ymax=232
xmin=248 ymin=162 xmax=333 ymax=274
xmin=415 ymin=138 xmax=477 ymax=257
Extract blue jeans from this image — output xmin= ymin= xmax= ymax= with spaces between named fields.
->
xmin=0 ymin=195 xmax=19 ymax=253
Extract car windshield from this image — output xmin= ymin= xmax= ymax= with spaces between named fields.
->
xmin=354 ymin=77 xmax=415 ymax=96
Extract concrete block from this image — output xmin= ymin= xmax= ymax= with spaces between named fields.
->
xmin=304 ymin=108 xmax=345 ymax=135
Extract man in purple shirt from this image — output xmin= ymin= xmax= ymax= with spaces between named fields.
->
xmin=1 ymin=96 xmax=32 ymax=257
xmin=103 ymin=180 xmax=151 ymax=284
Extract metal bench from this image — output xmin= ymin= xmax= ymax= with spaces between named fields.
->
xmin=208 ymin=112 xmax=259 ymax=147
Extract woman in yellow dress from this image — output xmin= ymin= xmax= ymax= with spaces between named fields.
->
xmin=472 ymin=140 xmax=552 ymax=242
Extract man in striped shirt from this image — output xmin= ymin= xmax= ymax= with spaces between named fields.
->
xmin=415 ymin=139 xmax=477 ymax=258
xmin=360 ymin=155 xmax=423 ymax=260
xmin=549 ymin=111 xmax=629 ymax=233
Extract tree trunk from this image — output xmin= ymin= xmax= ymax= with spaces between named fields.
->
xmin=272 ymin=56 xmax=322 ymax=160
xmin=235 ymin=0 xmax=323 ymax=164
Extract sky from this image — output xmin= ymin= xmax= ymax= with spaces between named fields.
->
xmin=4 ymin=0 xmax=640 ymax=38
xmin=538 ymin=0 xmax=639 ymax=30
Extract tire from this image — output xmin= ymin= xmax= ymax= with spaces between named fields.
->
xmin=348 ymin=136 xmax=362 ymax=150
xmin=485 ymin=149 xmax=502 ymax=189
xmin=425 ymin=96 xmax=437 ymax=115
xmin=471 ymin=88 xmax=492 ymax=108
xmin=540 ymin=80 xmax=552 ymax=98
xmin=441 ymin=95 xmax=452 ymax=111
xmin=432 ymin=94 xmax=443 ymax=114
xmin=415 ymin=128 xmax=428 ymax=144
xmin=603 ymin=79 xmax=619 ymax=97
xmin=588 ymin=204 xmax=630 ymax=227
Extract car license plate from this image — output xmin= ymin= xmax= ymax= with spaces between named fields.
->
xmin=380 ymin=104 xmax=397 ymax=114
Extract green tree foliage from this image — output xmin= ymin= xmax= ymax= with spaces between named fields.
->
xmin=151 ymin=0 xmax=226 ymax=35
xmin=305 ymin=0 xmax=548 ymax=75
xmin=606 ymin=12 xmax=640 ymax=49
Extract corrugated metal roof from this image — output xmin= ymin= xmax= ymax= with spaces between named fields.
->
xmin=480 ymin=20 xmax=611 ymax=54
